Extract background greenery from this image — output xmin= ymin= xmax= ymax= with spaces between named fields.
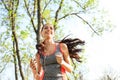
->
xmin=0 ymin=0 xmax=116 ymax=80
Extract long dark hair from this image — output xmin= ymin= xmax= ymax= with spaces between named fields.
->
xmin=60 ymin=36 xmax=85 ymax=62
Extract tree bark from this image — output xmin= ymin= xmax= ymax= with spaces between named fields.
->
xmin=36 ymin=0 xmax=42 ymax=44
xmin=10 ymin=0 xmax=25 ymax=80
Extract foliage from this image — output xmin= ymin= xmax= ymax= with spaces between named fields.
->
xmin=98 ymin=66 xmax=120 ymax=80
xmin=0 ymin=0 xmax=115 ymax=80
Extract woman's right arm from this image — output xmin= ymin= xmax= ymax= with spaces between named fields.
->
xmin=30 ymin=59 xmax=39 ymax=80
xmin=35 ymin=53 xmax=42 ymax=74
xmin=30 ymin=53 xmax=42 ymax=80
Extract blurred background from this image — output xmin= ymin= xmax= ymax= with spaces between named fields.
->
xmin=0 ymin=0 xmax=120 ymax=80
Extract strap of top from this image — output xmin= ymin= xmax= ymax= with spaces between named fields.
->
xmin=55 ymin=43 xmax=60 ymax=52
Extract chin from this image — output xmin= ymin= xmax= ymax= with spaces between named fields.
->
xmin=44 ymin=36 xmax=53 ymax=39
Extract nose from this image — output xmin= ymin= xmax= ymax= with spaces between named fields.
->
xmin=48 ymin=27 xmax=51 ymax=30
xmin=47 ymin=27 xmax=52 ymax=31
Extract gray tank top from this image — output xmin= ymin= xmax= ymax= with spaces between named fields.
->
xmin=40 ymin=44 xmax=64 ymax=80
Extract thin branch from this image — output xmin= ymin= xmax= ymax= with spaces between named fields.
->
xmin=24 ymin=0 xmax=31 ymax=17
xmin=75 ymin=14 xmax=99 ymax=35
xmin=54 ymin=0 xmax=64 ymax=29
xmin=33 ymin=0 xmax=37 ymax=18
xmin=1 ymin=0 xmax=10 ymax=11
xmin=73 ymin=0 xmax=85 ymax=10
xmin=58 ymin=12 xmax=80 ymax=21
xmin=24 ymin=0 xmax=37 ymax=33
xmin=0 ymin=63 xmax=7 ymax=73
xmin=42 ymin=0 xmax=52 ymax=13
xmin=57 ymin=8 xmax=99 ymax=35
xmin=14 ymin=0 xmax=19 ymax=14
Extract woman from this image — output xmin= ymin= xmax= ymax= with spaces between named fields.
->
xmin=30 ymin=23 xmax=85 ymax=80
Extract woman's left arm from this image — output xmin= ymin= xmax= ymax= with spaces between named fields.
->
xmin=56 ymin=43 xmax=73 ymax=72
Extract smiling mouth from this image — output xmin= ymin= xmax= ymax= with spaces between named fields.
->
xmin=45 ymin=32 xmax=52 ymax=34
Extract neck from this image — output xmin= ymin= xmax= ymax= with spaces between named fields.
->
xmin=44 ymin=38 xmax=55 ymax=45
xmin=42 ymin=38 xmax=55 ymax=53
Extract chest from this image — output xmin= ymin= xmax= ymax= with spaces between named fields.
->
xmin=40 ymin=48 xmax=62 ymax=65
xmin=44 ymin=45 xmax=56 ymax=56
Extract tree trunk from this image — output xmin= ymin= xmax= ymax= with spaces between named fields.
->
xmin=13 ymin=41 xmax=18 ymax=80
xmin=11 ymin=0 xmax=25 ymax=80
xmin=36 ymin=0 xmax=42 ymax=44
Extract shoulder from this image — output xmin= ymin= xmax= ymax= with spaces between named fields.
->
xmin=59 ymin=43 xmax=68 ymax=50
xmin=59 ymin=43 xmax=69 ymax=55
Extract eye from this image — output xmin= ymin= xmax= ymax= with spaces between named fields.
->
xmin=43 ymin=27 xmax=48 ymax=29
xmin=50 ymin=27 xmax=53 ymax=30
xmin=43 ymin=26 xmax=54 ymax=30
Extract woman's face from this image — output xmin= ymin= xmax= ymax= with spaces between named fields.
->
xmin=41 ymin=24 xmax=55 ymax=39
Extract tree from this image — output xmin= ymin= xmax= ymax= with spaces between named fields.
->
xmin=0 ymin=0 xmax=114 ymax=80
xmin=1 ymin=0 xmax=24 ymax=80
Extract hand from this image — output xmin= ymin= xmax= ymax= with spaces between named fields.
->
xmin=35 ymin=53 xmax=42 ymax=74
xmin=30 ymin=59 xmax=36 ymax=70
xmin=30 ymin=58 xmax=37 ymax=76
xmin=56 ymin=54 xmax=64 ymax=65
xmin=35 ymin=74 xmax=40 ymax=80
xmin=35 ymin=53 xmax=40 ymax=63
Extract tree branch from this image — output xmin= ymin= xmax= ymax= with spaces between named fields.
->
xmin=57 ymin=9 xmax=99 ymax=35
xmin=73 ymin=0 xmax=85 ymax=10
xmin=0 ymin=63 xmax=7 ymax=73
xmin=14 ymin=0 xmax=19 ymax=14
xmin=75 ymin=14 xmax=99 ymax=35
xmin=42 ymin=0 xmax=52 ymax=13
xmin=1 ymin=0 xmax=10 ymax=11
xmin=54 ymin=0 xmax=64 ymax=29
xmin=33 ymin=0 xmax=37 ymax=18
xmin=24 ymin=0 xmax=37 ymax=33
xmin=58 ymin=12 xmax=80 ymax=21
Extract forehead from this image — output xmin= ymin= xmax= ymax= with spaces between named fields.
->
xmin=43 ymin=24 xmax=53 ymax=28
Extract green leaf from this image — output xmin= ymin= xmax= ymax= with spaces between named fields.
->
xmin=83 ymin=0 xmax=95 ymax=9
xmin=20 ymin=30 xmax=29 ymax=39
xmin=42 ymin=9 xmax=50 ymax=19
xmin=2 ymin=54 xmax=12 ymax=63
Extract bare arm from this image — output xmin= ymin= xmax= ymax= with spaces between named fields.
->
xmin=56 ymin=43 xmax=73 ymax=72
xmin=35 ymin=53 xmax=41 ymax=74
xmin=30 ymin=53 xmax=43 ymax=80
xmin=30 ymin=59 xmax=40 ymax=80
